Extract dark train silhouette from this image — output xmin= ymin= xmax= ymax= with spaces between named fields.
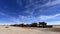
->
xmin=10 ymin=22 xmax=53 ymax=28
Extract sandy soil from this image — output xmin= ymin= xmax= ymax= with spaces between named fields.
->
xmin=0 ymin=26 xmax=60 ymax=34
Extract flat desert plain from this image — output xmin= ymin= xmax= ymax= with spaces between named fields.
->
xmin=0 ymin=25 xmax=60 ymax=34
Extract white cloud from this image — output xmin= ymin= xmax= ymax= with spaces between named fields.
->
xmin=17 ymin=0 xmax=60 ymax=16
xmin=25 ymin=0 xmax=60 ymax=9
xmin=46 ymin=0 xmax=60 ymax=6
xmin=17 ymin=15 xmax=42 ymax=23
xmin=0 ymin=12 xmax=59 ymax=25
xmin=17 ymin=13 xmax=60 ymax=23
xmin=34 ymin=0 xmax=60 ymax=10
xmin=18 ymin=15 xmax=35 ymax=20
xmin=39 ymin=13 xmax=60 ymax=20
xmin=25 ymin=10 xmax=34 ymax=15
xmin=47 ymin=21 xmax=60 ymax=25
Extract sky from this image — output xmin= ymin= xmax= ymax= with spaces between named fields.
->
xmin=0 ymin=0 xmax=60 ymax=25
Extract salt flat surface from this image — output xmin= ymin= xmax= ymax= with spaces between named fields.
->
xmin=0 ymin=26 xmax=60 ymax=34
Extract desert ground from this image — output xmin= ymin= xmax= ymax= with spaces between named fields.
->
xmin=0 ymin=25 xmax=60 ymax=34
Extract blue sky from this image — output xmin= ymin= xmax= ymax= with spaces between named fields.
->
xmin=0 ymin=0 xmax=60 ymax=25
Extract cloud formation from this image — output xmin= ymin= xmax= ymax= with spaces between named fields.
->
xmin=16 ymin=13 xmax=60 ymax=24
xmin=39 ymin=13 xmax=60 ymax=20
xmin=17 ymin=0 xmax=60 ymax=16
xmin=0 ymin=0 xmax=60 ymax=25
